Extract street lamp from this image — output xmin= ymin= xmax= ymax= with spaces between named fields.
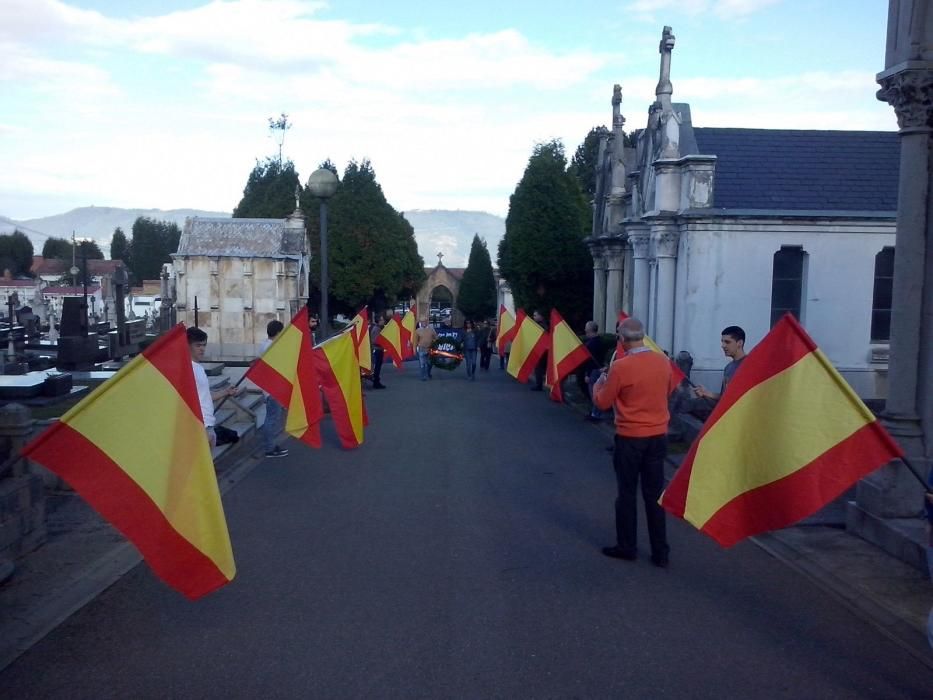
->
xmin=306 ymin=167 xmax=339 ymax=340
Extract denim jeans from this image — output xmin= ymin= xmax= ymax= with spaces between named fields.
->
xmin=261 ymin=395 xmax=285 ymax=452
xmin=465 ymin=349 xmax=477 ymax=378
xmin=418 ymin=347 xmax=431 ymax=380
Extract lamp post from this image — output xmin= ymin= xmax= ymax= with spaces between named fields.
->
xmin=306 ymin=167 xmax=339 ymax=340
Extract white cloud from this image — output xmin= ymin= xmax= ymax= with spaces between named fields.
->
xmin=626 ymin=0 xmax=781 ymax=22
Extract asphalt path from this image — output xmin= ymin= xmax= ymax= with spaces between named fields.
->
xmin=3 ymin=363 xmax=932 ymax=698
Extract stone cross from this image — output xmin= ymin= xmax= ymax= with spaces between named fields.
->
xmin=437 ymin=251 xmax=444 ymax=266
xmin=656 ymin=26 xmax=675 ymax=111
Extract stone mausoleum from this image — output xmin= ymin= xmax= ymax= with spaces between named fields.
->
xmin=172 ymin=207 xmax=309 ymax=360
xmin=587 ymin=27 xmax=899 ymax=401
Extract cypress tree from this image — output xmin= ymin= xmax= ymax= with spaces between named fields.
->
xmin=457 ymin=234 xmax=497 ymax=321
xmin=233 ymin=158 xmax=300 ymax=218
xmin=497 ymin=140 xmax=593 ymax=329
xmin=302 ymin=160 xmax=425 ymax=315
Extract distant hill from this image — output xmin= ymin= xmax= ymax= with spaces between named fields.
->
xmin=0 ymin=206 xmax=506 ymax=266
xmin=403 ymin=209 xmax=505 ymax=268
xmin=0 ymin=206 xmax=231 ymax=256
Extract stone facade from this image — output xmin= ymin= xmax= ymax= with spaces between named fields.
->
xmin=587 ymin=26 xmax=899 ymax=399
xmin=172 ymin=210 xmax=309 ymax=360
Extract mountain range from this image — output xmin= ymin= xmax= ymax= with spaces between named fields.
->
xmin=0 ymin=207 xmax=505 ymax=267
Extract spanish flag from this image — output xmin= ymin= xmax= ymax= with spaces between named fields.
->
xmin=245 ymin=306 xmax=323 ymax=448
xmin=506 ymin=310 xmax=549 ymax=383
xmin=350 ymin=307 xmax=372 ymax=372
xmin=660 ymin=314 xmax=903 ymax=547
xmin=376 ymin=313 xmax=405 ymax=368
xmin=496 ymin=305 xmax=517 ymax=355
xmin=617 ymin=311 xmax=686 ymax=389
xmin=546 ymin=310 xmax=590 ymax=402
xmin=314 ymin=330 xmax=365 ymax=449
xmin=400 ymin=304 xmax=417 ymax=360
xmin=22 ymin=325 xmax=235 ymax=599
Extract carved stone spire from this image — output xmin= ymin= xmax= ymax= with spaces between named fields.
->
xmin=612 ymin=84 xmax=625 ymax=130
xmin=656 ymin=26 xmax=675 ymax=113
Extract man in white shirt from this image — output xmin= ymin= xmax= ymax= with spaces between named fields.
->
xmin=187 ymin=327 xmax=238 ymax=448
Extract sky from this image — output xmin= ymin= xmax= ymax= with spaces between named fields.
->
xmin=0 ymin=0 xmax=896 ymax=221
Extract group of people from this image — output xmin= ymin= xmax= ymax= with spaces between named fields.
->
xmin=587 ymin=318 xmax=747 ymax=569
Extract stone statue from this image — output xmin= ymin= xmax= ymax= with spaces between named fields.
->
xmin=656 ymin=26 xmax=675 ymax=112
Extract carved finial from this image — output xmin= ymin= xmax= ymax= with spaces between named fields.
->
xmin=294 ymin=184 xmax=301 ymax=210
xmin=656 ymin=26 xmax=675 ymax=111
xmin=612 ymin=84 xmax=625 ymax=129
xmin=437 ymin=251 xmax=445 ymax=266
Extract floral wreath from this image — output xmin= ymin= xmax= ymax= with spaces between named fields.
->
xmin=429 ymin=335 xmax=464 ymax=371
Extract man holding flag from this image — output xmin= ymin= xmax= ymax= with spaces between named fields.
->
xmin=594 ymin=316 xmax=677 ymax=568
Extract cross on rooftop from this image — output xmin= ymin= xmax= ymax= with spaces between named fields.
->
xmin=437 ymin=252 xmax=444 ymax=265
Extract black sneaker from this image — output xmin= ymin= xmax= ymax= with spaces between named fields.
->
xmin=265 ymin=447 xmax=289 ymax=458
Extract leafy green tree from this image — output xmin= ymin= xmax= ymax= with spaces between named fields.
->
xmin=128 ymin=217 xmax=181 ymax=283
xmin=42 ymin=237 xmax=73 ymax=260
xmin=77 ymin=240 xmax=104 ymax=260
xmin=302 ymin=159 xmax=426 ymax=316
xmin=569 ymin=125 xmax=609 ymax=203
xmin=457 ymin=234 xmax=497 ymax=321
xmin=110 ymin=227 xmax=129 ymax=262
xmin=0 ymin=230 xmax=34 ymax=276
xmin=498 ymin=140 xmax=592 ymax=329
xmin=233 ymin=157 xmax=300 ymax=219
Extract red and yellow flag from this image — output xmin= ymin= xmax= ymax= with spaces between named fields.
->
xmin=496 ymin=305 xmax=517 ymax=355
xmin=660 ymin=314 xmax=903 ymax=547
xmin=546 ymin=309 xmax=591 ymax=403
xmin=506 ymin=310 xmax=549 ymax=383
xmin=617 ymin=311 xmax=686 ymax=389
xmin=350 ymin=307 xmax=372 ymax=372
xmin=22 ymin=325 xmax=235 ymax=600
xmin=314 ymin=330 xmax=365 ymax=449
xmin=245 ymin=306 xmax=323 ymax=448
xmin=376 ymin=313 xmax=405 ymax=368
xmin=400 ymin=304 xmax=416 ymax=360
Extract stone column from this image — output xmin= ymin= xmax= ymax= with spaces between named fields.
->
xmin=628 ymin=227 xmax=651 ymax=324
xmin=0 ymin=404 xmax=46 ymax=577
xmin=621 ymin=237 xmax=634 ymax=316
xmin=848 ymin=1 xmax=933 ymax=567
xmin=651 ymin=223 xmax=679 ymax=353
xmin=604 ymin=239 xmax=626 ymax=334
xmin=586 ymin=238 xmax=608 ymax=327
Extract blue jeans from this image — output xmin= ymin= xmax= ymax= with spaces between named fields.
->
xmin=261 ymin=395 xmax=285 ymax=452
xmin=418 ymin=347 xmax=431 ymax=380
xmin=465 ymin=349 xmax=477 ymax=378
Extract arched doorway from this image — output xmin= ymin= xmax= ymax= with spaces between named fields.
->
xmin=430 ymin=285 xmax=453 ymax=326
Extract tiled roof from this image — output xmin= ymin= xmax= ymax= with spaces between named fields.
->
xmin=692 ymin=128 xmax=899 ymax=212
xmin=43 ymin=286 xmax=102 ymax=295
xmin=176 ymin=217 xmax=307 ymax=258
xmin=0 ymin=279 xmax=41 ymax=287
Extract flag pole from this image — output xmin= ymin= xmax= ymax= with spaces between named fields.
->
xmin=899 ymin=454 xmax=932 ymax=493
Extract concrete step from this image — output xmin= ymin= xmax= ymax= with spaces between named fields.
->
xmin=201 ymin=362 xmax=226 ymax=377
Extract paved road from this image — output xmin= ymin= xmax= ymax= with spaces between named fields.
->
xmin=2 ymin=365 xmax=932 ymax=698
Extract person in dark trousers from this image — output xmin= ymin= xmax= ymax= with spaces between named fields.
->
xmin=578 ymin=320 xmax=607 ymax=422
xmin=370 ymin=314 xmax=386 ymax=389
xmin=462 ymin=319 xmax=478 ymax=380
xmin=594 ymin=316 xmax=676 ymax=567
xmin=531 ymin=309 xmax=549 ymax=391
xmin=477 ymin=320 xmax=492 ymax=370
xmin=258 ymin=320 xmax=289 ymax=458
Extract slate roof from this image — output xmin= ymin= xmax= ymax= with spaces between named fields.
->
xmin=176 ymin=217 xmax=306 ymax=258
xmin=691 ymin=128 xmax=899 ymax=213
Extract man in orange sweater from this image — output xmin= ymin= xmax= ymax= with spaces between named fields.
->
xmin=594 ymin=316 xmax=676 ymax=567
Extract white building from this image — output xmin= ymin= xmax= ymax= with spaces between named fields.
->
xmin=172 ymin=209 xmax=309 ymax=360
xmin=587 ymin=27 xmax=898 ymax=399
